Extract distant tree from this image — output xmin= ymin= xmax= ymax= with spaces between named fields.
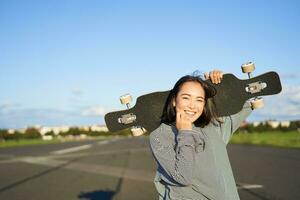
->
xmin=24 ymin=128 xmax=41 ymax=139
xmin=89 ymin=131 xmax=109 ymax=136
xmin=114 ymin=129 xmax=131 ymax=136
xmin=67 ymin=127 xmax=82 ymax=136
xmin=45 ymin=131 xmax=55 ymax=136
xmin=0 ymin=129 xmax=8 ymax=140
xmin=279 ymin=122 xmax=298 ymax=132
xmin=291 ymin=121 xmax=300 ymax=129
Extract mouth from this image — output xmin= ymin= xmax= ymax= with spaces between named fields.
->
xmin=184 ymin=110 xmax=197 ymax=118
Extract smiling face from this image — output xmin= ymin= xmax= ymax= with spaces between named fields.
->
xmin=173 ymin=81 xmax=206 ymax=123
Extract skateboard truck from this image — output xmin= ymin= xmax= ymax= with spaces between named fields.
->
xmin=245 ymin=81 xmax=267 ymax=94
xmin=118 ymin=94 xmax=146 ymax=136
xmin=241 ymin=62 xmax=264 ymax=109
xmin=118 ymin=94 xmax=136 ymax=124
xmin=118 ymin=113 xmax=136 ymax=124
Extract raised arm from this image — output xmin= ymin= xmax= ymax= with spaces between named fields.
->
xmin=219 ymin=101 xmax=253 ymax=144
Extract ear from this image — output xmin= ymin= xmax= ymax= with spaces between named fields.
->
xmin=172 ymin=98 xmax=176 ymax=107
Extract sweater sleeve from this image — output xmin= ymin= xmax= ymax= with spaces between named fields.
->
xmin=149 ymin=125 xmax=205 ymax=186
xmin=220 ymin=101 xmax=253 ymax=144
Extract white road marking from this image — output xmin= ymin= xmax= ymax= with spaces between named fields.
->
xmin=51 ymin=144 xmax=92 ymax=155
xmin=0 ymin=147 xmax=148 ymax=164
xmin=97 ymin=140 xmax=109 ymax=145
xmin=97 ymin=137 xmax=122 ymax=145
xmin=50 ymin=137 xmax=121 ymax=155
xmin=237 ymin=183 xmax=264 ymax=189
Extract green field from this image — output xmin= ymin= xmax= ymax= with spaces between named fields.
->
xmin=0 ymin=136 xmax=117 ymax=148
xmin=1 ymin=131 xmax=300 ymax=148
xmin=230 ymin=131 xmax=300 ymax=148
xmin=0 ymin=138 xmax=62 ymax=148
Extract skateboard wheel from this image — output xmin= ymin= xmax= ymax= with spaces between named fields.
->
xmin=251 ymin=97 xmax=264 ymax=109
xmin=131 ymin=127 xmax=146 ymax=137
xmin=120 ymin=94 xmax=132 ymax=105
xmin=241 ymin=62 xmax=255 ymax=73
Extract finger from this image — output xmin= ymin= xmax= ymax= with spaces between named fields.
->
xmin=204 ymin=72 xmax=209 ymax=80
xmin=218 ymin=71 xmax=223 ymax=83
xmin=209 ymin=71 xmax=214 ymax=82
xmin=211 ymin=71 xmax=218 ymax=84
xmin=177 ymin=110 xmax=189 ymax=123
xmin=215 ymin=71 xmax=220 ymax=84
xmin=213 ymin=70 xmax=223 ymax=84
xmin=216 ymin=72 xmax=221 ymax=84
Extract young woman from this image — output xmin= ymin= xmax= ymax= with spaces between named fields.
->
xmin=149 ymin=70 xmax=252 ymax=200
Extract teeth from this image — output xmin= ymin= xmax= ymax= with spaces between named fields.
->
xmin=185 ymin=111 xmax=195 ymax=115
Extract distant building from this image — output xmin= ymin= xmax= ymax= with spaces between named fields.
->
xmin=52 ymin=126 xmax=70 ymax=135
xmin=40 ymin=127 xmax=52 ymax=135
xmin=8 ymin=129 xmax=15 ymax=134
xmin=280 ymin=121 xmax=290 ymax=127
xmin=267 ymin=120 xmax=280 ymax=128
xmin=4 ymin=125 xmax=108 ymax=135
xmin=79 ymin=126 xmax=90 ymax=132
xmin=246 ymin=120 xmax=292 ymax=129
xmin=18 ymin=128 xmax=27 ymax=134
xmin=90 ymin=125 xmax=108 ymax=132
xmin=252 ymin=121 xmax=261 ymax=127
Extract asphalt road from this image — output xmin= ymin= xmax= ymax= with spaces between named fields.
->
xmin=0 ymin=136 xmax=299 ymax=200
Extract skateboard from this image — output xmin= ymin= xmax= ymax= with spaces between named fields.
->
xmin=105 ymin=62 xmax=282 ymax=135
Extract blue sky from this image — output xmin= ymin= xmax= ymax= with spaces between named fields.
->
xmin=0 ymin=0 xmax=300 ymax=129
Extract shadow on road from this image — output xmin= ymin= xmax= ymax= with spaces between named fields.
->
xmin=78 ymin=177 xmax=123 ymax=200
xmin=0 ymin=158 xmax=78 ymax=194
xmin=78 ymin=190 xmax=115 ymax=200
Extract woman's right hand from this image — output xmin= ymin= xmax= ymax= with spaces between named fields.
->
xmin=204 ymin=70 xmax=223 ymax=84
xmin=175 ymin=109 xmax=193 ymax=131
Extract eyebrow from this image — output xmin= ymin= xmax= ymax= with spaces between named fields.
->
xmin=180 ymin=93 xmax=205 ymax=99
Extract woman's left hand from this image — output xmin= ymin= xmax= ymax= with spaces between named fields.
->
xmin=204 ymin=70 xmax=223 ymax=84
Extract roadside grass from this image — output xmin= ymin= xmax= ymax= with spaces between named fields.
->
xmin=230 ymin=131 xmax=300 ymax=148
xmin=0 ymin=138 xmax=62 ymax=148
xmin=0 ymin=136 xmax=118 ymax=148
xmin=1 ymin=131 xmax=300 ymax=149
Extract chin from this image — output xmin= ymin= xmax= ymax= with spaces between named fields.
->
xmin=191 ymin=118 xmax=198 ymax=123
xmin=191 ymin=116 xmax=201 ymax=123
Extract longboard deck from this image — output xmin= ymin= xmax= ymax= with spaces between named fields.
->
xmin=211 ymin=71 xmax=281 ymax=116
xmin=105 ymin=71 xmax=282 ymax=133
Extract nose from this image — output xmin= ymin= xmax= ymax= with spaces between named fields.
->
xmin=189 ymin=100 xmax=195 ymax=108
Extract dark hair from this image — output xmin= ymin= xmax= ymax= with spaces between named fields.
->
xmin=161 ymin=74 xmax=220 ymax=127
